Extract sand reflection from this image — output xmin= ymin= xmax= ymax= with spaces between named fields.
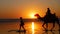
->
xmin=32 ymin=22 xmax=34 ymax=34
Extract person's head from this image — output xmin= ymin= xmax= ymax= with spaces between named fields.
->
xmin=47 ymin=8 xmax=50 ymax=10
xmin=20 ymin=17 xmax=22 ymax=20
xmin=47 ymin=8 xmax=50 ymax=13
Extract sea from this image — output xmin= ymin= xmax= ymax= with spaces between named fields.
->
xmin=0 ymin=19 xmax=60 ymax=34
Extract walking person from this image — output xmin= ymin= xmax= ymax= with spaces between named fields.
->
xmin=20 ymin=17 xmax=25 ymax=30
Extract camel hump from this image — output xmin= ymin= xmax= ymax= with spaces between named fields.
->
xmin=52 ymin=13 xmax=56 ymax=17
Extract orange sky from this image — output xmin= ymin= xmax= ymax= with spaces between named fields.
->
xmin=0 ymin=0 xmax=60 ymax=19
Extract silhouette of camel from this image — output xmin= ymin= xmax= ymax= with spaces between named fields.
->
xmin=34 ymin=8 xmax=60 ymax=30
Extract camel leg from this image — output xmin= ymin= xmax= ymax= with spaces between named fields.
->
xmin=58 ymin=23 xmax=60 ymax=31
xmin=46 ymin=23 xmax=48 ymax=30
xmin=42 ymin=23 xmax=48 ymax=30
xmin=42 ymin=23 xmax=45 ymax=29
xmin=57 ymin=23 xmax=60 ymax=34
xmin=57 ymin=21 xmax=60 ymax=31
xmin=56 ymin=18 xmax=60 ymax=31
xmin=51 ymin=23 xmax=55 ymax=30
xmin=56 ymin=20 xmax=60 ymax=34
xmin=59 ymin=24 xmax=60 ymax=31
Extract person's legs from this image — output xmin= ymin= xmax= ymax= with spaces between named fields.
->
xmin=20 ymin=25 xmax=21 ymax=30
xmin=22 ymin=25 xmax=25 ymax=30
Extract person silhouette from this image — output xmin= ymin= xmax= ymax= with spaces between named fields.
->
xmin=46 ymin=8 xmax=52 ymax=17
xmin=45 ymin=8 xmax=53 ymax=22
xmin=20 ymin=17 xmax=25 ymax=30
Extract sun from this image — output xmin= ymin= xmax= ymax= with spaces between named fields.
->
xmin=30 ymin=13 xmax=35 ymax=18
xmin=28 ymin=10 xmax=38 ymax=18
xmin=29 ymin=13 xmax=36 ymax=18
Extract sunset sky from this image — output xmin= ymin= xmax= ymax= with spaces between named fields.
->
xmin=0 ymin=0 xmax=60 ymax=19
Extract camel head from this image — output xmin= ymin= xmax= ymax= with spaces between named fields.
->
xmin=34 ymin=14 xmax=40 ymax=18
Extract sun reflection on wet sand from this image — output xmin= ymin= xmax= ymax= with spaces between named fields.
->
xmin=32 ymin=22 xmax=34 ymax=34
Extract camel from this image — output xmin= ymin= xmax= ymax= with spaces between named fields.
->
xmin=35 ymin=13 xmax=60 ymax=30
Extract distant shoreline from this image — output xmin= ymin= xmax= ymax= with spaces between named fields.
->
xmin=0 ymin=18 xmax=60 ymax=22
xmin=0 ymin=19 xmax=38 ymax=22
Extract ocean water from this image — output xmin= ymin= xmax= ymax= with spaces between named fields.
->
xmin=0 ymin=21 xmax=60 ymax=34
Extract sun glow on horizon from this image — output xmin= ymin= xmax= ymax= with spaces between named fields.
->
xmin=30 ymin=13 xmax=36 ymax=18
xmin=29 ymin=10 xmax=37 ymax=18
